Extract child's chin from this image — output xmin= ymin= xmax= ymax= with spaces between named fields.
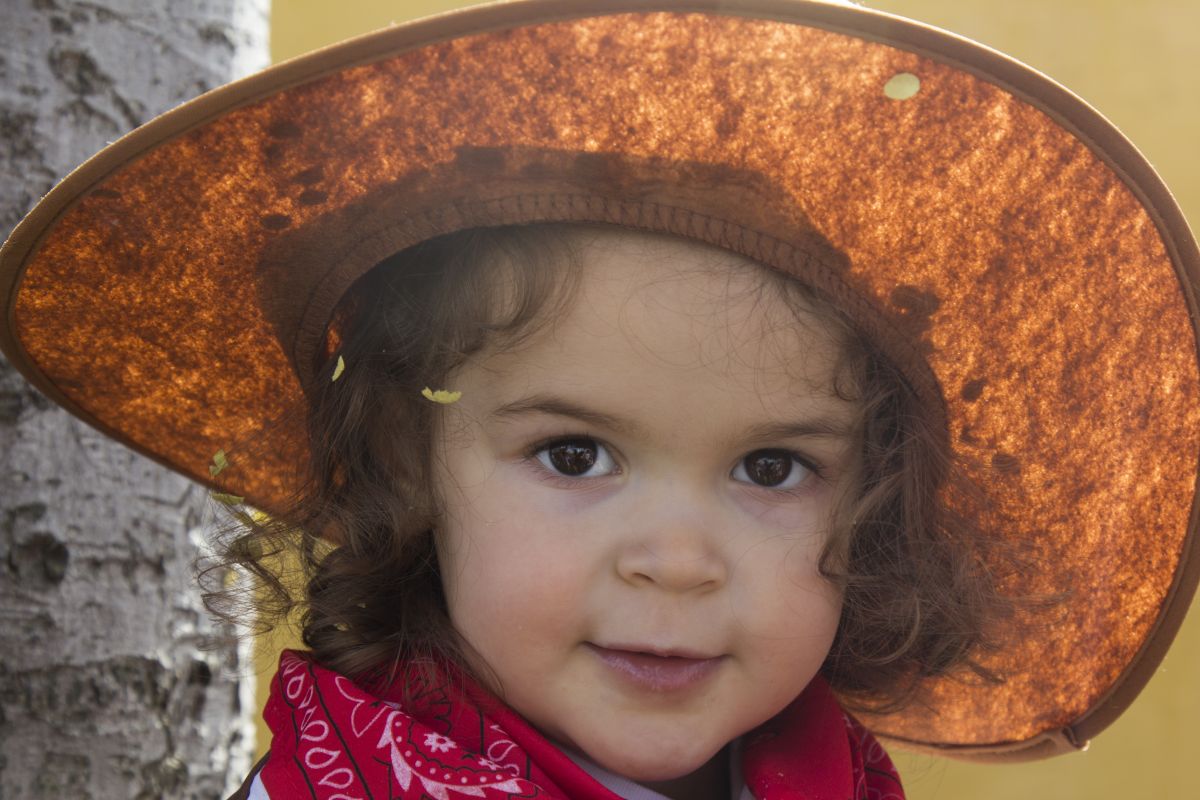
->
xmin=581 ymin=735 xmax=726 ymax=784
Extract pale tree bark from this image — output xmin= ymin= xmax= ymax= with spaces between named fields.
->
xmin=0 ymin=1 xmax=270 ymax=798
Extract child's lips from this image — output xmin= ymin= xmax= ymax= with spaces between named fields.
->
xmin=586 ymin=642 xmax=724 ymax=692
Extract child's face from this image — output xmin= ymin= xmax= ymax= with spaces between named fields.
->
xmin=432 ymin=230 xmax=858 ymax=788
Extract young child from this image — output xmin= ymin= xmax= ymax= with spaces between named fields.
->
xmin=2 ymin=1 xmax=1198 ymax=799
xmin=233 ymin=221 xmax=980 ymax=799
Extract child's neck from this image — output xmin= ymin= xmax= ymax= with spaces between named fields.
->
xmin=641 ymin=748 xmax=732 ymax=800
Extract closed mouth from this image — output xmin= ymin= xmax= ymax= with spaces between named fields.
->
xmin=586 ymin=642 xmax=724 ymax=692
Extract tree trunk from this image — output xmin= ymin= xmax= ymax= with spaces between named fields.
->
xmin=0 ymin=1 xmax=269 ymax=797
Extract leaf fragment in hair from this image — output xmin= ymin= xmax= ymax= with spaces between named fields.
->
xmin=212 ymin=492 xmax=245 ymax=506
xmin=209 ymin=449 xmax=228 ymax=478
xmin=230 ymin=535 xmax=263 ymax=561
xmin=421 ymin=387 xmax=462 ymax=404
xmin=226 ymin=505 xmax=268 ymax=531
xmin=331 ymin=355 xmax=346 ymax=382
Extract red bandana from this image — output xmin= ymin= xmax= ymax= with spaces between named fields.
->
xmin=260 ymin=650 xmax=904 ymax=800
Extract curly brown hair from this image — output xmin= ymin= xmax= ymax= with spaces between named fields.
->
xmin=204 ymin=223 xmax=1011 ymax=711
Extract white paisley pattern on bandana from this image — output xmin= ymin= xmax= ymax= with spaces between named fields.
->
xmin=264 ymin=653 xmax=534 ymax=799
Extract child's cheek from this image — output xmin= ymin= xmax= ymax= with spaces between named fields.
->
xmin=437 ymin=464 xmax=596 ymax=635
xmin=723 ymin=522 xmax=842 ymax=645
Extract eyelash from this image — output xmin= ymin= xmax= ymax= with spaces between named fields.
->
xmin=523 ymin=436 xmax=824 ymax=492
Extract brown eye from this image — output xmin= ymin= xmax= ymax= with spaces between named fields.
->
xmin=535 ymin=438 xmax=616 ymax=478
xmin=734 ymin=449 xmax=808 ymax=489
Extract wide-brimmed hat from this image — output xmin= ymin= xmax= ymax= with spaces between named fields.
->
xmin=2 ymin=0 xmax=1197 ymax=762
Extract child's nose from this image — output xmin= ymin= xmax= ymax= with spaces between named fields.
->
xmin=615 ymin=498 xmax=728 ymax=593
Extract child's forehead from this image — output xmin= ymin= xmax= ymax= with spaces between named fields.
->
xmin=466 ymin=232 xmax=853 ymax=416
xmin=475 ymin=224 xmax=847 ymax=367
xmin=595 ymin=235 xmax=836 ymax=350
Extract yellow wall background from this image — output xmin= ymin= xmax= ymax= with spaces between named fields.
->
xmin=265 ymin=2 xmax=1200 ymax=798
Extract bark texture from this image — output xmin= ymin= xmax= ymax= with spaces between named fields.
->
xmin=0 ymin=1 xmax=269 ymax=797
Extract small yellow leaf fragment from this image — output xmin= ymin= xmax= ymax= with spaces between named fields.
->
xmin=209 ymin=449 xmax=228 ymax=478
xmin=884 ymin=72 xmax=921 ymax=101
xmin=331 ymin=355 xmax=346 ymax=382
xmin=421 ymin=387 xmax=462 ymax=404
xmin=212 ymin=492 xmax=245 ymax=506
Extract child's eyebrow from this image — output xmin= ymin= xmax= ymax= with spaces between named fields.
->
xmin=489 ymin=394 xmax=641 ymax=435
xmin=488 ymin=394 xmax=855 ymax=442
xmin=738 ymin=418 xmax=857 ymax=445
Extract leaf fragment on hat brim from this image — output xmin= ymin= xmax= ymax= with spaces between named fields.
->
xmin=331 ymin=355 xmax=345 ymax=382
xmin=421 ymin=387 xmax=462 ymax=404
xmin=209 ymin=449 xmax=228 ymax=478
xmin=884 ymin=71 xmax=921 ymax=101
xmin=212 ymin=492 xmax=245 ymax=506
